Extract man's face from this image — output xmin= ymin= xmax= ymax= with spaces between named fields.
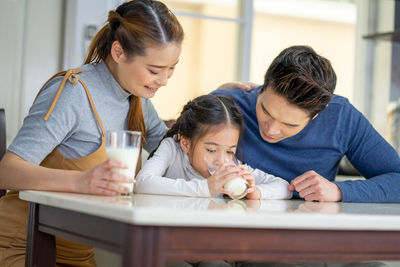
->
xmin=256 ymin=88 xmax=313 ymax=143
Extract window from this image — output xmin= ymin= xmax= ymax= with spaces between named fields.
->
xmin=155 ymin=0 xmax=356 ymax=121
xmin=153 ymin=0 xmax=250 ymax=119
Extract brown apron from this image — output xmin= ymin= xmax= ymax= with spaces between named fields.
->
xmin=0 ymin=68 xmax=108 ymax=267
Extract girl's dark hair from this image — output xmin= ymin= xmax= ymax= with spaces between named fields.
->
xmin=150 ymin=95 xmax=243 ymax=157
xmin=260 ymin=45 xmax=337 ymax=118
xmin=84 ymin=0 xmax=184 ymax=141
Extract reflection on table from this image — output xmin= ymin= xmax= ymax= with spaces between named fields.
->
xmin=20 ymin=191 xmax=400 ymax=231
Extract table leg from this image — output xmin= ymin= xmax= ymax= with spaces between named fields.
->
xmin=122 ymin=225 xmax=166 ymax=267
xmin=25 ymin=202 xmax=55 ymax=267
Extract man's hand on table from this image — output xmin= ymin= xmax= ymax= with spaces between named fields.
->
xmin=288 ymin=170 xmax=343 ymax=202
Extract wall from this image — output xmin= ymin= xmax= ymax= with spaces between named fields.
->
xmin=0 ymin=0 xmax=64 ymax=145
xmin=157 ymin=0 xmax=356 ymax=120
xmin=0 ymin=0 xmax=357 ymax=139
xmin=251 ymin=12 xmax=355 ymax=103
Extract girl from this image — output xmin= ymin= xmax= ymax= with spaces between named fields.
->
xmin=135 ymin=95 xmax=292 ymax=200
xmin=0 ymin=1 xmax=183 ymax=266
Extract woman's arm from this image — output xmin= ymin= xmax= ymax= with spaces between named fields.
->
xmin=0 ymin=151 xmax=132 ymax=196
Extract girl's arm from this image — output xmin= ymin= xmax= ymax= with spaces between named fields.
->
xmin=248 ymin=165 xmax=293 ymax=200
xmin=0 ymin=151 xmax=132 ymax=196
xmin=135 ymin=139 xmax=211 ymax=197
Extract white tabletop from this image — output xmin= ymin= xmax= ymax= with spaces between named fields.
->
xmin=19 ymin=190 xmax=400 ymax=231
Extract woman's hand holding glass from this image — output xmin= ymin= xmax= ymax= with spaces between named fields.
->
xmin=80 ymin=159 xmax=133 ymax=196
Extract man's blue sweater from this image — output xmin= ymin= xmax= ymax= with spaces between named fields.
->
xmin=213 ymin=87 xmax=400 ymax=202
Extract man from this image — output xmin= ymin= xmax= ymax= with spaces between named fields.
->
xmin=213 ymin=45 xmax=400 ymax=203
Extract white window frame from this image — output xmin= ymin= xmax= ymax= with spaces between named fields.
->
xmin=172 ymin=0 xmax=254 ymax=82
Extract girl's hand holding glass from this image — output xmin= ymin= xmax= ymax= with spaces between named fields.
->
xmin=206 ymin=162 xmax=241 ymax=196
xmin=237 ymin=165 xmax=261 ymax=200
xmin=205 ymin=152 xmax=249 ymax=199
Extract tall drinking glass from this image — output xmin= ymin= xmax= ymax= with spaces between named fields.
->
xmin=205 ymin=149 xmax=248 ymax=200
xmin=106 ymin=130 xmax=141 ymax=196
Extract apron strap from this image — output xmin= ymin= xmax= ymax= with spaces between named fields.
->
xmin=36 ymin=68 xmax=106 ymax=138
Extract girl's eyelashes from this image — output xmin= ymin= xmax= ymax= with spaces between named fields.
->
xmin=206 ymin=148 xmax=235 ymax=154
xmin=148 ymin=69 xmax=158 ymax=75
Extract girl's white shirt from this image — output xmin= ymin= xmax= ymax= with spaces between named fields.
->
xmin=135 ymin=137 xmax=293 ymax=199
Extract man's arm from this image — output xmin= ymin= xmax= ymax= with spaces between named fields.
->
xmin=291 ymin=102 xmax=400 ymax=203
xmin=335 ymin=109 xmax=400 ymax=202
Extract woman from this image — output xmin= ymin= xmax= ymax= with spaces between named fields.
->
xmin=0 ymin=0 xmax=183 ymax=266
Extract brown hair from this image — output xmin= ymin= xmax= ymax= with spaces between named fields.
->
xmin=260 ymin=45 xmax=337 ymax=118
xmin=149 ymin=95 xmax=243 ymax=159
xmin=84 ymin=0 xmax=184 ymax=141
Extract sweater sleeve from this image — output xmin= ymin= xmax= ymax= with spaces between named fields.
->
xmin=247 ymin=165 xmax=293 ymax=200
xmin=135 ymin=138 xmax=211 ymax=197
xmin=8 ymin=77 xmax=86 ymax=164
xmin=335 ymin=102 xmax=400 ymax=202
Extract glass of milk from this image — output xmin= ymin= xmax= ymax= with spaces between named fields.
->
xmin=205 ymin=151 xmax=249 ymax=200
xmin=106 ymin=130 xmax=141 ymax=196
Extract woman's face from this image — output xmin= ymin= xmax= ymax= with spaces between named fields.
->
xmin=111 ymin=42 xmax=182 ymax=98
xmin=180 ymin=124 xmax=240 ymax=178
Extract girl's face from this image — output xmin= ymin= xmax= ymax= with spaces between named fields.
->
xmin=109 ymin=41 xmax=182 ymax=98
xmin=180 ymin=124 xmax=240 ymax=178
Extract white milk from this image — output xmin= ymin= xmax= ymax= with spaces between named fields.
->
xmin=106 ymin=147 xmax=140 ymax=193
xmin=224 ymin=177 xmax=248 ymax=199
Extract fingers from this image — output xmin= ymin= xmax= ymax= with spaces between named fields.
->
xmin=237 ymin=82 xmax=260 ymax=91
xmin=84 ymin=160 xmax=135 ymax=196
xmin=216 ymin=82 xmax=259 ymax=91
xmin=105 ymin=170 xmax=134 ymax=183
xmin=298 ymin=184 xmax=323 ymax=200
xmin=221 ymin=172 xmax=244 ymax=185
xmin=290 ymin=171 xmax=321 ymax=200
xmin=242 ymin=175 xmax=255 ymax=192
xmin=290 ymin=170 xmax=341 ymax=202
xmin=290 ymin=171 xmax=320 ymax=193
xmin=96 ymin=159 xmax=134 ymax=182
xmin=246 ymin=187 xmax=261 ymax=200
xmin=247 ymin=82 xmax=260 ymax=89
xmin=89 ymin=175 xmax=133 ymax=195
xmin=98 ymin=179 xmax=131 ymax=194
xmin=101 ymin=159 xmax=128 ymax=170
xmin=291 ymin=175 xmax=318 ymax=193
xmin=238 ymin=83 xmax=252 ymax=91
xmin=232 ymin=166 xmax=255 ymax=193
xmin=215 ymin=164 xmax=241 ymax=178
xmin=290 ymin=170 xmax=316 ymax=188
